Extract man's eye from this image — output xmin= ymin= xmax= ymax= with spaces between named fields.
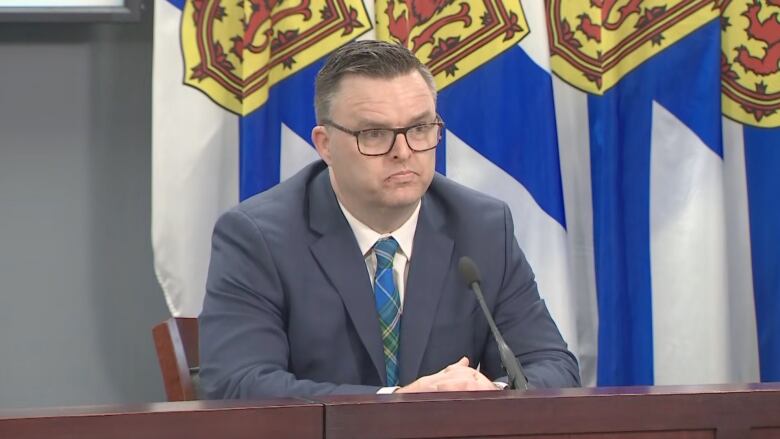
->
xmin=364 ymin=130 xmax=388 ymax=139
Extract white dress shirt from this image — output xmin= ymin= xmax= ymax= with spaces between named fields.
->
xmin=337 ymin=200 xmax=420 ymax=310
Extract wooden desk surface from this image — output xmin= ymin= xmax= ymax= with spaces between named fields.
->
xmin=2 ymin=384 xmax=779 ymax=439
xmin=0 ymin=398 xmax=322 ymax=439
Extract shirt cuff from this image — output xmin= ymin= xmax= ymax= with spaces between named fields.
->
xmin=377 ymin=386 xmax=401 ymax=394
xmin=493 ymin=381 xmax=509 ymax=390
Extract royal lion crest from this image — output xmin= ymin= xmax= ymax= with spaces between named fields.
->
xmin=547 ymin=0 xmax=719 ymax=94
xmin=376 ymin=0 xmax=529 ymax=90
xmin=181 ymin=0 xmax=371 ymax=115
xmin=721 ymin=0 xmax=780 ymax=128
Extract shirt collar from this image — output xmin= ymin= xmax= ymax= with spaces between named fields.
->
xmin=338 ymin=200 xmax=420 ymax=259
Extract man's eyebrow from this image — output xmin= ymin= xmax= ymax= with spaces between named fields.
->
xmin=351 ymin=118 xmax=389 ymax=128
xmin=352 ymin=112 xmax=436 ymax=129
xmin=357 ymin=112 xmax=436 ymax=128
xmin=408 ymin=112 xmax=436 ymax=124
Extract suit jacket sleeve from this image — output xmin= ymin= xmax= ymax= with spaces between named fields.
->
xmin=483 ymin=204 xmax=581 ymax=388
xmin=199 ymin=209 xmax=381 ymax=399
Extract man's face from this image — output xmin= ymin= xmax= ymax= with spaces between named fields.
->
xmin=313 ymin=71 xmax=437 ymax=219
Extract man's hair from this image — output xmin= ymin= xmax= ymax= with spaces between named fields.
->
xmin=314 ymin=40 xmax=437 ymax=123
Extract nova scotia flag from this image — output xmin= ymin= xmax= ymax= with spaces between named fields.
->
xmin=153 ymin=0 xmax=780 ymax=386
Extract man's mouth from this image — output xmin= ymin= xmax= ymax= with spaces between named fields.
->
xmin=387 ymin=170 xmax=417 ymax=181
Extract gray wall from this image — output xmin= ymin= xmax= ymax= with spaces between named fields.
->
xmin=0 ymin=6 xmax=170 ymax=408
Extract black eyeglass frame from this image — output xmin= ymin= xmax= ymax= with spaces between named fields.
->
xmin=321 ymin=116 xmax=445 ymax=157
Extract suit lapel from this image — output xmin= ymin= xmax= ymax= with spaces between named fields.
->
xmin=307 ymin=170 xmax=387 ymax=385
xmin=399 ymin=197 xmax=454 ymax=385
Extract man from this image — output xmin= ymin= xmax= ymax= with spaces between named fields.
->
xmin=199 ymin=40 xmax=580 ymax=399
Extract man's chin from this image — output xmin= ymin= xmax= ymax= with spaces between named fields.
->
xmin=375 ymin=177 xmax=432 ymax=209
xmin=379 ymin=190 xmax=424 ymax=210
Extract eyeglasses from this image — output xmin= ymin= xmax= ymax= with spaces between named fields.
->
xmin=321 ymin=117 xmax=444 ymax=156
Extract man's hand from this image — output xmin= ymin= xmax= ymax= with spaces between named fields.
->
xmin=395 ymin=357 xmax=499 ymax=393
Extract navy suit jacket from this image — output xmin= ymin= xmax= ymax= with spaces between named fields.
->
xmin=199 ymin=160 xmax=580 ymax=399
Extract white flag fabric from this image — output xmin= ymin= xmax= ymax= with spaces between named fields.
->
xmin=152 ymin=0 xmax=239 ymax=315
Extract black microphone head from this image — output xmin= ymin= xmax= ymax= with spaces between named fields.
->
xmin=458 ymin=256 xmax=481 ymax=286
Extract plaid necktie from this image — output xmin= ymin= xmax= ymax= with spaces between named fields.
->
xmin=373 ymin=237 xmax=401 ymax=386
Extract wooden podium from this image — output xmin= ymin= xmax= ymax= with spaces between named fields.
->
xmin=2 ymin=384 xmax=779 ymax=439
xmin=320 ymin=384 xmax=780 ymax=438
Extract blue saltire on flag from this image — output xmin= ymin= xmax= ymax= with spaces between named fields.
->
xmin=589 ymin=20 xmax=722 ymax=385
xmin=745 ymin=126 xmax=780 ymax=382
xmin=239 ymin=59 xmax=323 ymax=199
xmin=438 ymin=45 xmax=565 ymax=227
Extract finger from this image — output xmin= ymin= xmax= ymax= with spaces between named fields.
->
xmin=401 ymin=364 xmax=497 ymax=393
xmin=475 ymin=373 xmax=497 ymax=389
xmin=471 ymin=369 xmax=494 ymax=386
xmin=395 ymin=377 xmax=438 ymax=393
xmin=435 ymin=378 xmax=495 ymax=392
xmin=444 ymin=357 xmax=470 ymax=373
xmin=444 ymin=369 xmax=497 ymax=390
xmin=431 ymin=379 xmax=470 ymax=392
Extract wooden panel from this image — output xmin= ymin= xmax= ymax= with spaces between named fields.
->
xmin=462 ymin=432 xmax=714 ymax=439
xmin=1 ymin=384 xmax=778 ymax=439
xmin=0 ymin=399 xmax=322 ymax=439
xmin=752 ymin=428 xmax=780 ymax=439
xmin=573 ymin=433 xmax=713 ymax=439
xmin=318 ymin=384 xmax=780 ymax=439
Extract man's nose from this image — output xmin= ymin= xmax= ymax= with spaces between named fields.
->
xmin=390 ymin=132 xmax=413 ymax=159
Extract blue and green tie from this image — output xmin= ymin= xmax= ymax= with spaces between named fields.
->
xmin=373 ymin=237 xmax=401 ymax=386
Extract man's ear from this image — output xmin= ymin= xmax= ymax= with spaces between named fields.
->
xmin=311 ymin=125 xmax=332 ymax=165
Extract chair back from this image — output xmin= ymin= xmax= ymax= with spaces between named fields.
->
xmin=152 ymin=317 xmax=199 ymax=401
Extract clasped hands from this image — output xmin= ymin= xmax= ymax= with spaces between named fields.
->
xmin=395 ymin=357 xmax=500 ymax=393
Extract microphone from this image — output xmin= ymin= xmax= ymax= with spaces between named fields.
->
xmin=458 ymin=256 xmax=528 ymax=390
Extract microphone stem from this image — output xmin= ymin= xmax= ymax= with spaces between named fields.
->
xmin=471 ymin=281 xmax=529 ymax=391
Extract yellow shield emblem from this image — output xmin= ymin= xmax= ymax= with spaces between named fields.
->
xmin=181 ymin=0 xmax=371 ymax=116
xmin=376 ymin=0 xmax=529 ymax=90
xmin=547 ymin=0 xmax=719 ymax=94
xmin=721 ymin=0 xmax=780 ymax=128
